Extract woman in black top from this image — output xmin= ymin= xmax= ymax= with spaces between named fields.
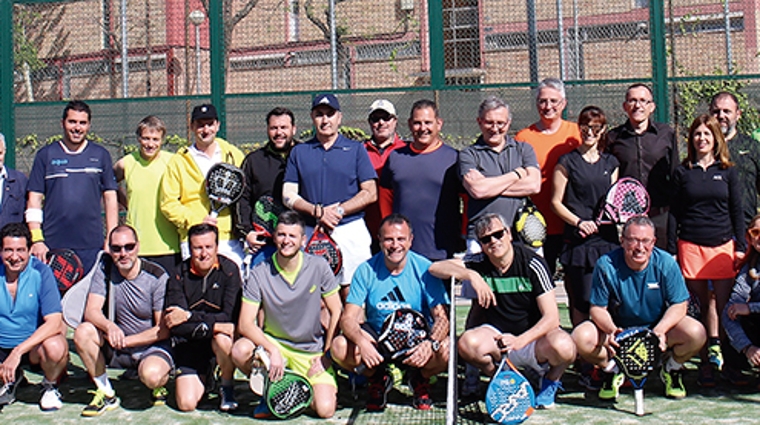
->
xmin=551 ymin=106 xmax=619 ymax=327
xmin=670 ymin=114 xmax=745 ymax=387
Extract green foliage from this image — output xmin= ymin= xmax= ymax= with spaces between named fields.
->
xmin=12 ymin=6 xmax=46 ymax=72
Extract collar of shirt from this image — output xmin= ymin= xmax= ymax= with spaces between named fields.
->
xmin=188 ymin=143 xmax=223 ymax=177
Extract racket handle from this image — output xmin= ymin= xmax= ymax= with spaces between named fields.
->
xmin=634 ymin=388 xmax=644 ymax=416
xmin=354 ymin=364 xmax=367 ymax=374
xmin=210 ymin=210 xmax=219 ymax=219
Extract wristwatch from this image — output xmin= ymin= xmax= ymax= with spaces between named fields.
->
xmin=431 ymin=340 xmax=440 ymax=352
xmin=336 ymin=205 xmax=345 ymax=216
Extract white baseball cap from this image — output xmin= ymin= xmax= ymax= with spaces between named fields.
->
xmin=368 ymin=99 xmax=396 ymax=117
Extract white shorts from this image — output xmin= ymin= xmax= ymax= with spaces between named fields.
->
xmin=306 ymin=218 xmax=371 ymax=286
xmin=480 ymin=324 xmax=549 ymax=375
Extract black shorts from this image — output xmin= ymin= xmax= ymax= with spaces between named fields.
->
xmin=102 ymin=340 xmax=174 ymax=370
xmin=173 ymin=340 xmax=215 ymax=377
xmin=0 ymin=347 xmax=41 ymax=374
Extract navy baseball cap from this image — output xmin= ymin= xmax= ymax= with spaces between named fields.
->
xmin=191 ymin=104 xmax=218 ymax=121
xmin=311 ymin=93 xmax=341 ymax=111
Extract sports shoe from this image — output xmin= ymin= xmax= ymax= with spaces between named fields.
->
xmin=708 ymin=344 xmax=724 ymax=371
xmin=81 ymin=389 xmax=120 ymax=417
xmin=39 ymin=383 xmax=62 ymax=411
xmin=407 ymin=370 xmax=433 ymax=410
xmin=151 ymin=386 xmax=168 ymax=406
xmin=0 ymin=381 xmax=18 ymax=406
xmin=722 ymin=366 xmax=750 ymax=387
xmin=598 ymin=372 xmax=624 ymax=401
xmin=253 ymin=401 xmax=273 ymax=419
xmin=219 ymin=385 xmax=238 ymax=412
xmin=578 ymin=366 xmax=603 ymax=391
xmin=366 ymin=369 xmax=393 ymax=412
xmin=697 ymin=363 xmax=717 ymax=388
xmin=461 ymin=365 xmax=481 ymax=398
xmin=660 ymin=367 xmax=686 ymax=399
xmin=536 ymin=377 xmax=563 ymax=409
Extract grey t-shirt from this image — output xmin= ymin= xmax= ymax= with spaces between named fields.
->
xmin=243 ymin=252 xmax=338 ymax=353
xmin=89 ymin=258 xmax=168 ymax=337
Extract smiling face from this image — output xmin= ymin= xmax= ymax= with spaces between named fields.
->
xmin=191 ymin=118 xmax=220 ymax=149
xmin=579 ymin=118 xmax=606 ymax=148
xmin=621 ymin=223 xmax=656 ymax=271
xmin=691 ymin=123 xmax=716 ymax=158
xmin=536 ymin=87 xmax=566 ymax=123
xmin=138 ymin=127 xmax=164 ymax=161
xmin=623 ymin=86 xmax=655 ymax=126
xmin=369 ymin=110 xmax=398 ymax=144
xmin=311 ymin=105 xmax=342 ymax=141
xmin=710 ymin=96 xmax=741 ymax=138
xmin=476 ymin=217 xmax=513 ymax=263
xmin=1 ymin=236 xmax=30 ymax=276
xmin=477 ymin=107 xmax=510 ymax=147
xmin=109 ymin=229 xmax=139 ymax=276
xmin=61 ymin=109 xmax=91 ymax=147
xmin=379 ymin=220 xmax=413 ymax=272
xmin=189 ymin=231 xmax=218 ymax=275
xmin=408 ymin=106 xmax=443 ymax=150
xmin=274 ymin=223 xmax=305 ymax=259
xmin=267 ymin=114 xmax=296 ymax=150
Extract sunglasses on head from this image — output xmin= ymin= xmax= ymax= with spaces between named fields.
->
xmin=110 ymin=243 xmax=136 ymax=253
xmin=478 ymin=229 xmax=506 ymax=245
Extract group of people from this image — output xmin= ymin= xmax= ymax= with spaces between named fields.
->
xmin=0 ymin=76 xmax=759 ymax=419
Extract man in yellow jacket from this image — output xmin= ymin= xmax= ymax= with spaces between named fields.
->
xmin=160 ymin=104 xmax=245 ymax=265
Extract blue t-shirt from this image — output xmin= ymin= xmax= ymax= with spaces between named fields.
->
xmin=590 ymin=247 xmax=689 ymax=328
xmin=347 ymin=250 xmax=449 ymax=333
xmin=28 ymin=141 xmax=118 ymax=250
xmin=284 ymin=135 xmax=376 ymax=226
xmin=0 ymin=257 xmax=61 ymax=348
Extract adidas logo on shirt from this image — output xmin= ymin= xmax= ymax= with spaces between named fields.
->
xmin=376 ymin=286 xmax=412 ymax=311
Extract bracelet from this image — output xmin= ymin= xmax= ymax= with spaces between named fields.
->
xmin=313 ymin=203 xmax=318 ymax=217
xmin=317 ymin=203 xmax=323 ymax=219
xmin=513 ymin=169 xmax=522 ymax=179
xmin=31 ymin=228 xmax=45 ymax=243
xmin=576 ymin=219 xmax=583 ymax=227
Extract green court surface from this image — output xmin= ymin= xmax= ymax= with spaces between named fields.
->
xmin=1 ymin=305 xmax=759 ymax=424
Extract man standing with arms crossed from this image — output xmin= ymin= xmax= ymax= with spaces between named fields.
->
xmin=27 ymin=100 xmax=119 ymax=273
xmin=283 ymin=94 xmax=377 ymax=298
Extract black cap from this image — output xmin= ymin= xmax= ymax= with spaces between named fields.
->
xmin=191 ymin=104 xmax=218 ymax=121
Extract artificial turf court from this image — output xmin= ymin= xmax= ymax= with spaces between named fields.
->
xmin=1 ymin=305 xmax=759 ymax=424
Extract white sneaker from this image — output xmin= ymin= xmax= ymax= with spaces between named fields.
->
xmin=40 ymin=385 xmax=62 ymax=411
xmin=249 ymin=346 xmax=270 ymax=396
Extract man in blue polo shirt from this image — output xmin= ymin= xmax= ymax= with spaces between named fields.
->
xmin=283 ymin=93 xmax=377 ymax=298
xmin=27 ymin=100 xmax=119 ymax=273
xmin=572 ymin=215 xmax=705 ymax=401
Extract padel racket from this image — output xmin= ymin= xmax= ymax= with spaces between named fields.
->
xmin=613 ymin=327 xmax=661 ymax=416
xmin=305 ymin=225 xmax=343 ymax=275
xmin=252 ymin=195 xmax=285 ymax=239
xmin=61 ymin=251 xmax=104 ymax=329
xmin=266 ymin=370 xmax=314 ymax=419
xmin=513 ymin=198 xmax=547 ymax=248
xmin=486 ymin=353 xmax=535 ymax=424
xmin=596 ymin=177 xmax=650 ymax=226
xmin=205 ymin=162 xmax=245 ymax=218
xmin=355 ymin=308 xmax=431 ymax=374
xmin=46 ymin=249 xmax=85 ymax=294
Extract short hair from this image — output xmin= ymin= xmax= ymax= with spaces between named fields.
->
xmin=473 ymin=213 xmax=510 ymax=237
xmin=62 ymin=100 xmax=92 ymax=121
xmin=276 ymin=210 xmax=305 ymax=232
xmin=108 ymin=225 xmax=138 ymax=245
xmin=266 ymin=107 xmax=295 ymax=127
xmin=0 ymin=133 xmax=5 ymax=150
xmin=621 ymin=215 xmax=656 ymax=237
xmin=685 ymin=114 xmax=732 ymax=169
xmin=710 ymin=91 xmax=740 ymax=110
xmin=625 ymin=83 xmax=653 ymax=100
xmin=188 ymin=223 xmax=219 ymax=244
xmin=135 ymin=115 xmax=166 ymax=139
xmin=378 ymin=213 xmax=413 ymax=235
xmin=535 ymin=78 xmax=566 ymax=100
xmin=0 ymin=223 xmax=32 ymax=249
xmin=577 ymin=105 xmax=609 ymax=151
xmin=409 ymin=99 xmax=439 ymax=119
xmin=478 ymin=96 xmax=512 ymax=121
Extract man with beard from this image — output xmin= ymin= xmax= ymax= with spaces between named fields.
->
xmin=74 ymin=225 xmax=173 ymax=416
xmin=237 ymin=108 xmax=298 ymax=266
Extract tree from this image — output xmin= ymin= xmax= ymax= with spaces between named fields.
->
xmin=13 ymin=4 xmax=66 ymax=102
xmin=198 ymin=0 xmax=263 ymax=75
xmin=304 ymin=0 xmax=351 ymax=89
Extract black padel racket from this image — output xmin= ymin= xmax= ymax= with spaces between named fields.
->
xmin=205 ymin=163 xmax=245 ymax=218
xmin=596 ymin=177 xmax=650 ymax=226
xmin=614 ymin=327 xmax=661 ymax=416
xmin=305 ymin=225 xmax=343 ymax=276
xmin=46 ymin=249 xmax=85 ymax=294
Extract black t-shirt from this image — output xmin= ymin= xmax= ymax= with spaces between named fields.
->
xmin=464 ymin=243 xmax=555 ymax=335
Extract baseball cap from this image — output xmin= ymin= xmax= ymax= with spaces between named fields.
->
xmin=311 ymin=93 xmax=341 ymax=111
xmin=368 ymin=99 xmax=396 ymax=117
xmin=191 ymin=104 xmax=218 ymax=121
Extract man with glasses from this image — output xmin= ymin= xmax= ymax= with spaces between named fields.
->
xmin=363 ymin=99 xmax=406 ymax=253
xmin=160 ymin=104 xmax=245 ymax=265
xmin=429 ymin=213 xmax=575 ymax=409
xmin=572 ymin=216 xmax=705 ymax=401
xmin=74 ymin=225 xmax=173 ymax=416
xmin=516 ymin=78 xmax=581 ymax=276
xmin=283 ymin=93 xmax=377 ymax=298
xmin=459 ymin=96 xmax=540 ymax=254
xmin=607 ymin=84 xmax=678 ymax=249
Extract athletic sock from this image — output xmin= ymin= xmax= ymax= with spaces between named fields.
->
xmin=603 ymin=362 xmax=619 ymax=374
xmin=93 ymin=373 xmax=114 ymax=395
xmin=221 ymin=378 xmax=234 ymax=388
xmin=665 ymin=356 xmax=682 ymax=372
xmin=708 ymin=337 xmax=720 ymax=347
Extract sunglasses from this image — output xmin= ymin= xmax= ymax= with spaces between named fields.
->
xmin=579 ymin=124 xmax=605 ymax=135
xmin=369 ymin=114 xmax=394 ymax=124
xmin=749 ymin=228 xmax=760 ymax=238
xmin=478 ymin=229 xmax=506 ymax=245
xmin=110 ymin=243 xmax=136 ymax=253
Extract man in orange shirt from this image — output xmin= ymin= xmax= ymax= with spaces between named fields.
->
xmin=516 ymin=78 xmax=581 ymax=276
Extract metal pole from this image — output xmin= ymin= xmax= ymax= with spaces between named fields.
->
xmin=556 ymin=0 xmax=565 ymax=81
xmin=195 ymin=25 xmax=201 ymax=94
xmin=121 ymin=0 xmax=129 ymax=98
xmin=329 ymin=0 xmax=338 ymax=89
xmin=723 ymin=0 xmax=733 ymax=73
xmin=527 ymin=0 xmax=539 ymax=84
xmin=573 ymin=0 xmax=579 ymax=79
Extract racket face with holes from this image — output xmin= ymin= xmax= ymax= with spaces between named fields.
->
xmin=597 ymin=177 xmax=650 ymax=225
xmin=486 ymin=356 xmax=535 ymax=425
xmin=46 ymin=249 xmax=85 ymax=294
xmin=614 ymin=327 xmax=661 ymax=382
xmin=266 ymin=371 xmax=313 ymax=419
xmin=305 ymin=227 xmax=343 ymax=275
xmin=514 ymin=204 xmax=547 ymax=248
xmin=205 ymin=163 xmax=245 ymax=215
xmin=376 ymin=308 xmax=430 ymax=360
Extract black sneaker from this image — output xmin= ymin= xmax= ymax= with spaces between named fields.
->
xmin=366 ymin=369 xmax=392 ymax=412
xmin=407 ymin=369 xmax=433 ymax=411
xmin=81 ymin=389 xmax=120 ymax=417
xmin=0 ymin=380 xmax=18 ymax=406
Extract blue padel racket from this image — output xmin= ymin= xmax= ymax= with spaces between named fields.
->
xmin=486 ymin=354 xmax=535 ymax=425
xmin=613 ymin=327 xmax=661 ymax=416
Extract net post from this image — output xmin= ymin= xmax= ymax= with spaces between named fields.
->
xmin=446 ymin=276 xmax=457 ymax=425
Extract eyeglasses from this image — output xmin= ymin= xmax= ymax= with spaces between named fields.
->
xmin=481 ymin=121 xmax=509 ymax=130
xmin=369 ymin=114 xmax=394 ymax=124
xmin=622 ymin=236 xmax=655 ymax=247
xmin=110 ymin=243 xmax=136 ymax=253
xmin=749 ymin=228 xmax=760 ymax=238
xmin=478 ymin=229 xmax=507 ymax=245
xmin=579 ymin=124 xmax=605 ymax=135
xmin=537 ymin=98 xmax=563 ymax=106
xmin=625 ymin=98 xmax=653 ymax=107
